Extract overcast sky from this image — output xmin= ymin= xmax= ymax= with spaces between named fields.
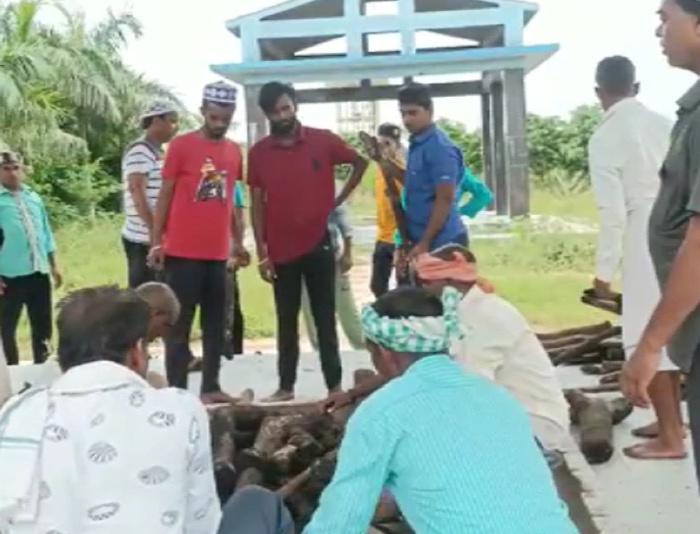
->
xmin=58 ymin=0 xmax=696 ymax=138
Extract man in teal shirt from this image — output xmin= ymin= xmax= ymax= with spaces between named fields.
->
xmin=305 ymin=287 xmax=576 ymax=534
xmin=0 ymin=151 xmax=61 ymax=365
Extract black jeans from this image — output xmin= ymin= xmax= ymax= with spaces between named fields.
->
xmin=122 ymin=238 xmax=159 ymax=289
xmin=371 ymin=241 xmax=411 ymax=298
xmin=224 ymin=270 xmax=244 ymax=357
xmin=273 ymin=234 xmax=341 ymax=391
xmin=0 ymin=272 xmax=52 ymax=365
xmin=164 ymin=256 xmax=227 ymax=394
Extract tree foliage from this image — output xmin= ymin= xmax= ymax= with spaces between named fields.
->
xmin=0 ymin=0 xmax=189 ymax=223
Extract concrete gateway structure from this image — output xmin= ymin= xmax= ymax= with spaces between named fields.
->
xmin=212 ymin=0 xmax=559 ymax=216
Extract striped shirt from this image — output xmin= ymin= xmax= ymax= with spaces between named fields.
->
xmin=122 ymin=140 xmax=163 ymax=244
xmin=304 ymin=355 xmax=576 ymax=534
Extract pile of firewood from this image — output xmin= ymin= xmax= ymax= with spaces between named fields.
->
xmin=538 ymin=321 xmax=635 ymax=464
xmin=539 ymin=321 xmax=624 ymax=392
xmin=207 ymin=374 xmax=411 ymax=533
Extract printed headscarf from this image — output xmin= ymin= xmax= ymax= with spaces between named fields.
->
xmin=361 ymin=287 xmax=464 ymax=353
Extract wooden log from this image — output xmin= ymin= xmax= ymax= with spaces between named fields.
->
xmin=577 ymin=384 xmax=621 ymax=394
xmin=277 ymin=467 xmax=312 ymax=499
xmin=541 ymin=335 xmax=590 ymax=350
xmin=580 ymin=294 xmax=622 ymax=315
xmin=565 ymin=390 xmax=614 ymax=464
xmin=207 ymin=402 xmax=326 ymax=432
xmin=209 ymin=408 xmax=237 ymax=502
xmin=552 ymin=351 xmax=604 ymax=367
xmin=600 ymin=372 xmax=621 ymax=385
xmin=607 ymin=397 xmax=633 ymax=426
xmin=552 ymin=327 xmax=622 ymax=366
xmin=580 ymin=364 xmax=604 ymax=376
xmin=537 ymin=322 xmax=613 ymax=341
xmin=602 ymin=361 xmax=624 ymax=374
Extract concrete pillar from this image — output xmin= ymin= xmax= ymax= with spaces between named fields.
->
xmin=491 ymin=79 xmax=508 ymax=216
xmin=480 ymin=90 xmax=495 ymax=208
xmin=503 ymin=68 xmax=530 ymax=217
xmin=244 ymin=84 xmax=267 ymax=148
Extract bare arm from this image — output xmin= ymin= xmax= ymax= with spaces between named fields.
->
xmin=128 ymin=173 xmax=154 ymax=235
xmin=335 ymin=156 xmax=369 ymax=208
xmin=415 ymin=182 xmax=456 ymax=250
xmin=250 ymin=187 xmax=266 ymax=259
xmin=151 ymin=180 xmax=175 ymax=248
xmin=232 ymin=205 xmax=244 ymax=248
xmin=636 ymin=216 xmax=700 ymax=353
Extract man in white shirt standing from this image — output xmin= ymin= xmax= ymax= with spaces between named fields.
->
xmin=0 ymin=286 xmax=220 ymax=533
xmin=589 ymin=56 xmax=685 ymax=460
xmin=122 ymin=102 xmax=179 ymax=288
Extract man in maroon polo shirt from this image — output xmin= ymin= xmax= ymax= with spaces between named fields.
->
xmin=249 ymin=81 xmax=368 ymax=402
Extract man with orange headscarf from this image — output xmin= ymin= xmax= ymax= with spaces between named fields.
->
xmin=413 ymin=244 xmax=569 ymax=449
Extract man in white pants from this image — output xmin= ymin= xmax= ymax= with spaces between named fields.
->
xmin=589 ymin=56 xmax=685 ymax=459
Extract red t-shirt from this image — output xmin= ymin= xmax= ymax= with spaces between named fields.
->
xmin=161 ymin=131 xmax=242 ymax=261
xmin=248 ymin=127 xmax=359 ymax=264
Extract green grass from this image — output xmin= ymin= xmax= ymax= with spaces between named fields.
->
xmin=14 ymin=189 xmax=608 ymax=358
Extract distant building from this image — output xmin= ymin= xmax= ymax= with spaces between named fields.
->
xmin=336 ymin=99 xmax=378 ymax=135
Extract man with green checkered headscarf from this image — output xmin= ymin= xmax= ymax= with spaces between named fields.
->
xmin=305 ymin=287 xmax=576 ymax=534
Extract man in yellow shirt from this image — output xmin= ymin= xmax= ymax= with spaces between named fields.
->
xmin=371 ymin=123 xmax=407 ymax=297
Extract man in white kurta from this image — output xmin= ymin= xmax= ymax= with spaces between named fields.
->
xmin=0 ymin=287 xmax=221 ymax=533
xmin=589 ymin=56 xmax=685 ymax=459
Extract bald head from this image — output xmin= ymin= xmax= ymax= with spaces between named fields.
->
xmin=136 ymin=283 xmax=180 ymax=341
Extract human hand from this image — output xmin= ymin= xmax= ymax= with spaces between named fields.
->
xmin=621 ymin=345 xmax=661 ymax=409
xmin=321 ymin=390 xmax=353 ymax=414
xmin=592 ymin=278 xmax=615 ymax=299
xmin=147 ymin=245 xmax=166 ymax=271
xmin=339 ymin=252 xmax=353 ymax=274
xmin=359 ymin=132 xmax=381 ymax=161
xmin=407 ymin=240 xmax=430 ymax=262
xmin=0 ymin=278 xmax=6 ymax=296
xmin=258 ymin=258 xmax=276 ymax=284
xmin=51 ymin=268 xmax=63 ymax=289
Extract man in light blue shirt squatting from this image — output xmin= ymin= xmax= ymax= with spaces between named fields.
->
xmin=399 ymin=83 xmax=467 ymax=260
xmin=0 ymin=151 xmax=62 ymax=366
xmin=304 ymin=286 xmax=577 ymax=534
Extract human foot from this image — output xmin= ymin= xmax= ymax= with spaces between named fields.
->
xmin=623 ymin=439 xmax=687 ymax=460
xmin=200 ymin=391 xmax=238 ymax=405
xmin=631 ymin=422 xmax=688 ymax=439
xmin=261 ymin=389 xmax=295 ymax=403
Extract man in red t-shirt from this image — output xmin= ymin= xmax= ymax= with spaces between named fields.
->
xmin=150 ymin=81 xmax=248 ymax=403
xmin=249 ymin=82 xmax=368 ymax=402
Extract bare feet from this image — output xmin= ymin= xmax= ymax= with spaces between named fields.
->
xmin=261 ymin=389 xmax=295 ymax=403
xmin=623 ymin=439 xmax=687 ymax=460
xmin=631 ymin=422 xmax=688 ymax=439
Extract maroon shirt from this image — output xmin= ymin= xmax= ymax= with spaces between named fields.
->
xmin=248 ymin=126 xmax=359 ymax=264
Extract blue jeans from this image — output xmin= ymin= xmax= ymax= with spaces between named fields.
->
xmin=218 ymin=486 xmax=294 ymax=534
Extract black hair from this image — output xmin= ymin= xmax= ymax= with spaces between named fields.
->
xmin=57 ymin=286 xmax=150 ymax=372
xmin=372 ymin=287 xmax=443 ymax=320
xmin=258 ymin=82 xmax=297 ymax=115
xmin=377 ymin=123 xmax=402 ymax=141
xmin=596 ymin=56 xmax=636 ymax=96
xmin=398 ymin=82 xmax=433 ymax=110
xmin=676 ymin=0 xmax=700 ymax=16
xmin=432 ymin=244 xmax=477 ymax=264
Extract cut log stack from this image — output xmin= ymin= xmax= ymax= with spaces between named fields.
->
xmin=207 ymin=372 xmax=412 ymax=533
xmin=538 ymin=321 xmax=623 ymax=391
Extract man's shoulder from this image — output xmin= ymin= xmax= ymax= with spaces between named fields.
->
xmin=462 ymin=290 xmax=529 ymax=335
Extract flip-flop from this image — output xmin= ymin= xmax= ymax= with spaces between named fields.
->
xmin=623 ymin=443 xmax=688 ymax=460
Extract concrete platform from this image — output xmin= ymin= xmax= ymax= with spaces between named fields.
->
xmin=8 ymin=352 xmax=700 ymax=533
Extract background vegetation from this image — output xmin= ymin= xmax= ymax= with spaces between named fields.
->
xmin=4 ymin=0 xmax=610 ymax=356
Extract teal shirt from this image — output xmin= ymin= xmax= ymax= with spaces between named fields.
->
xmin=0 ymin=185 xmax=56 ymax=278
xmin=458 ymin=166 xmax=493 ymax=218
xmin=304 ymin=356 xmax=576 ymax=534
xmin=234 ymin=182 xmax=245 ymax=209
